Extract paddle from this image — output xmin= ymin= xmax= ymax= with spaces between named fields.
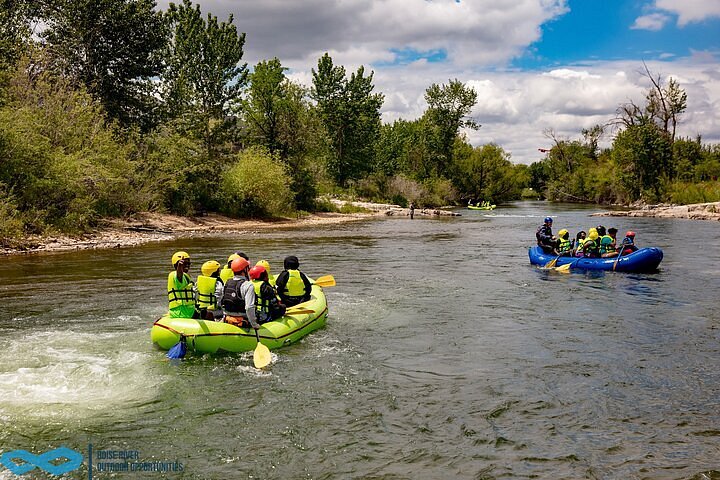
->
xmin=166 ymin=335 xmax=187 ymax=359
xmin=612 ymin=244 xmax=626 ymax=272
xmin=313 ymin=275 xmax=336 ymax=287
xmin=555 ymin=258 xmax=579 ymax=273
xmin=543 ymin=255 xmax=560 ymax=269
xmin=253 ymin=329 xmax=271 ymax=369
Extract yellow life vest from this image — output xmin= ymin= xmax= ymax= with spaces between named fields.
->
xmin=558 ymin=237 xmax=572 ymax=252
xmin=167 ymin=272 xmax=194 ymax=310
xmin=283 ymin=270 xmax=306 ymax=297
xmin=219 ymin=266 xmax=234 ymax=283
xmin=251 ymin=279 xmax=270 ymax=314
xmin=196 ymin=275 xmax=219 ymax=309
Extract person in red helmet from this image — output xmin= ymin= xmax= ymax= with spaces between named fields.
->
xmin=618 ymin=231 xmax=638 ymax=255
xmin=249 ymin=265 xmax=286 ymax=323
xmin=220 ymin=257 xmax=259 ymax=330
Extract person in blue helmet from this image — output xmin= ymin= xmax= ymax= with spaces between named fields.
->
xmin=536 ymin=216 xmax=558 ymax=254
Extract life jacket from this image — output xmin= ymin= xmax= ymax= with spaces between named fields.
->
xmin=168 ymin=272 xmax=194 ymax=310
xmin=251 ymin=279 xmax=271 ymax=314
xmin=196 ymin=275 xmax=220 ymax=310
xmin=281 ymin=270 xmax=306 ymax=298
xmin=599 ymin=235 xmax=614 ymax=254
xmin=583 ymin=239 xmax=600 ymax=257
xmin=219 ymin=266 xmax=234 ymax=283
xmin=221 ymin=278 xmax=247 ymax=314
xmin=558 ymin=237 xmax=572 ymax=253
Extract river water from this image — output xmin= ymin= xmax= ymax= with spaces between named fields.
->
xmin=0 ymin=201 xmax=719 ymax=480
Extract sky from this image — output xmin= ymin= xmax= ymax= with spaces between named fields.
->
xmin=158 ymin=0 xmax=720 ymax=164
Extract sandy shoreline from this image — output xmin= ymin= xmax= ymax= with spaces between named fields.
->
xmin=1 ymin=200 xmax=459 ymax=256
xmin=592 ymin=201 xmax=720 ymax=221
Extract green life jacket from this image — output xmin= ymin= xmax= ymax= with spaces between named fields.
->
xmin=558 ymin=237 xmax=572 ymax=253
xmin=251 ymin=279 xmax=271 ymax=314
xmin=583 ymin=239 xmax=599 ymax=256
xmin=599 ymin=235 xmax=614 ymax=254
xmin=196 ymin=275 xmax=220 ymax=310
xmin=168 ymin=272 xmax=194 ymax=310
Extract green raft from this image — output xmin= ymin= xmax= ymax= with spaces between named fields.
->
xmin=151 ymin=284 xmax=328 ymax=354
xmin=468 ymin=204 xmax=496 ymax=210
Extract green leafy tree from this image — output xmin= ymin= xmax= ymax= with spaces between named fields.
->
xmin=245 ymin=58 xmax=288 ymax=155
xmin=163 ymin=0 xmax=248 ymax=158
xmin=311 ymin=53 xmax=383 ymax=186
xmin=453 ymin=143 xmax=524 ymax=203
xmin=40 ymin=0 xmax=166 ymax=130
xmin=424 ymin=79 xmax=479 ymax=177
xmin=612 ymin=122 xmax=672 ymax=201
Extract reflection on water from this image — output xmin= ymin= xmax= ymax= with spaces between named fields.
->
xmin=0 ymin=201 xmax=719 ymax=479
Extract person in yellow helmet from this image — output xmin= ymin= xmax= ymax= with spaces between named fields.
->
xmin=556 ymin=229 xmax=573 ymax=256
xmin=581 ymin=231 xmax=600 ymax=258
xmin=168 ymin=251 xmax=198 ymax=318
xmin=197 ymin=260 xmax=224 ymax=320
xmin=573 ymin=231 xmax=586 ymax=257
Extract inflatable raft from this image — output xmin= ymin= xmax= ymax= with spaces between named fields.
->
xmin=468 ymin=204 xmax=496 ymax=210
xmin=151 ymin=284 xmax=328 ymax=354
xmin=528 ymin=246 xmax=663 ymax=273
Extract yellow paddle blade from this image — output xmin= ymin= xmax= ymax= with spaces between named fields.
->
xmin=555 ymin=263 xmax=572 ymax=272
xmin=313 ymin=275 xmax=336 ymax=287
xmin=543 ymin=257 xmax=559 ymax=269
xmin=253 ymin=340 xmax=271 ymax=369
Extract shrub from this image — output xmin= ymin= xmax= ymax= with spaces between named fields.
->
xmin=668 ymin=181 xmax=720 ymax=204
xmin=220 ymin=147 xmax=293 ymax=218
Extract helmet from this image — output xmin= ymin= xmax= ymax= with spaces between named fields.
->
xmin=588 ymin=227 xmax=597 ymax=236
xmin=248 ymin=265 xmax=266 ymax=280
xmin=230 ymin=257 xmax=249 ymax=273
xmin=172 ymin=251 xmax=190 ymax=266
xmin=227 ymin=253 xmax=241 ymax=266
xmin=558 ymin=229 xmax=569 ymax=238
xmin=588 ymin=231 xmax=599 ymax=240
xmin=235 ymin=251 xmax=249 ymax=260
xmin=256 ymin=259 xmax=271 ymax=272
xmin=544 ymin=216 xmax=553 ymax=223
xmin=284 ymin=255 xmax=300 ymax=270
xmin=596 ymin=225 xmax=606 ymax=236
xmin=201 ymin=260 xmax=221 ymax=276
xmin=625 ymin=231 xmax=635 ymax=238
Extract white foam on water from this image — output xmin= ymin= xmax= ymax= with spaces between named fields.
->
xmin=0 ymin=329 xmax=167 ymax=420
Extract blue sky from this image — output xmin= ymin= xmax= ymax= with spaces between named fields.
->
xmin=515 ymin=0 xmax=720 ymax=69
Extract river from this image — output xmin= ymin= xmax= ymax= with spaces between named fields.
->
xmin=0 ymin=201 xmax=719 ymax=479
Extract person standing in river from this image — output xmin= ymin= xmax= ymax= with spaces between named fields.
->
xmin=409 ymin=202 xmax=415 ymax=220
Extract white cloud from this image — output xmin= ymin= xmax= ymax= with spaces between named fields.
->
xmin=631 ymin=13 xmax=671 ymax=30
xmin=157 ymin=1 xmax=720 ymax=165
xmin=655 ymin=0 xmax=720 ymax=26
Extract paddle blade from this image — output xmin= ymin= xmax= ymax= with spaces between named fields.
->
xmin=555 ymin=263 xmax=572 ymax=273
xmin=544 ymin=257 xmax=558 ymax=269
xmin=167 ymin=339 xmax=187 ymax=359
xmin=253 ymin=341 xmax=271 ymax=369
xmin=313 ymin=275 xmax=336 ymax=287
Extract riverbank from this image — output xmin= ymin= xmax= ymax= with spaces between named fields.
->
xmin=1 ymin=200 xmax=458 ymax=256
xmin=592 ymin=201 xmax=720 ymax=221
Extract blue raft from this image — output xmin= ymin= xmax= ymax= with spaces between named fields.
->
xmin=528 ymin=246 xmax=663 ymax=272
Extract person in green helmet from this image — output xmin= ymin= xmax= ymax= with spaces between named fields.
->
xmin=168 ymin=251 xmax=199 ymax=318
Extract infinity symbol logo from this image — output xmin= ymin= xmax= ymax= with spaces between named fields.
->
xmin=0 ymin=447 xmax=83 ymax=475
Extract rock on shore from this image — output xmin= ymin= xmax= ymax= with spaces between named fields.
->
xmin=592 ymin=202 xmax=720 ymax=221
xmin=329 ymin=199 xmax=460 ymax=217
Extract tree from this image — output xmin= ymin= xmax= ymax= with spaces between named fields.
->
xmin=311 ymin=53 xmax=383 ymax=186
xmin=163 ymin=0 xmax=248 ymax=158
xmin=612 ymin=122 xmax=672 ymax=201
xmin=244 ymin=58 xmax=287 ymax=155
xmin=40 ymin=0 xmax=166 ymax=130
xmin=423 ymin=79 xmax=479 ymax=177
